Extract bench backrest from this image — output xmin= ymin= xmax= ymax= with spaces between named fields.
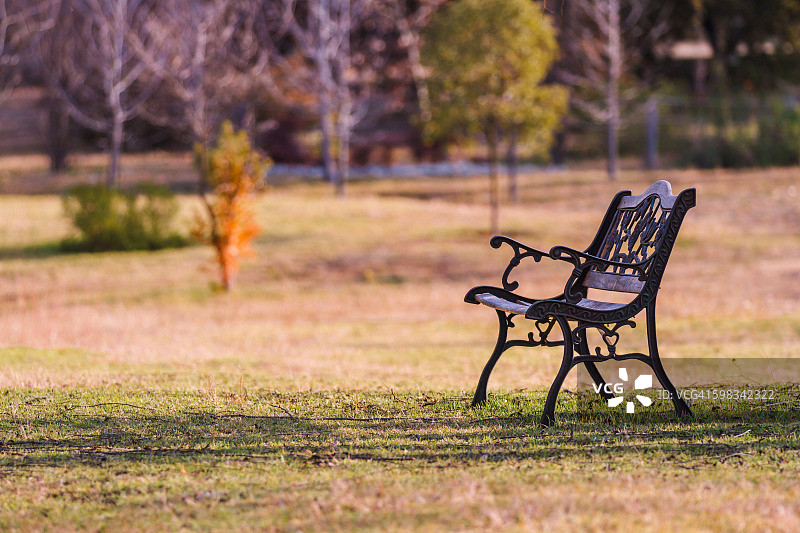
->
xmin=582 ymin=180 xmax=695 ymax=295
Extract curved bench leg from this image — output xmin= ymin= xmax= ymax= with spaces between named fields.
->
xmin=471 ymin=310 xmax=509 ymax=407
xmin=646 ymin=301 xmax=693 ymax=418
xmin=540 ymin=316 xmax=575 ymax=426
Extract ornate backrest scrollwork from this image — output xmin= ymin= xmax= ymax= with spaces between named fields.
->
xmin=597 ymin=194 xmax=669 ymax=268
xmin=582 ymin=180 xmax=690 ymax=295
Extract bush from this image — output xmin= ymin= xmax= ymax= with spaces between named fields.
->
xmin=62 ymin=183 xmax=187 ymax=252
xmin=676 ymin=96 xmax=800 ymax=169
xmin=193 ymin=121 xmax=270 ymax=291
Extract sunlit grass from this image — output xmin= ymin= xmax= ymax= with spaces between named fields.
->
xmin=0 ymin=154 xmax=799 ymax=530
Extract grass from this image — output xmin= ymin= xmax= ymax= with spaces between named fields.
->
xmin=1 ymin=388 xmax=799 ymax=531
xmin=0 ymin=154 xmax=799 ymax=530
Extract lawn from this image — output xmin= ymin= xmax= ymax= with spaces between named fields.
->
xmin=0 ymin=156 xmax=798 ymax=531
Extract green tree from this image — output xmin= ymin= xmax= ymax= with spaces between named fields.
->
xmin=422 ymin=0 xmax=567 ymax=233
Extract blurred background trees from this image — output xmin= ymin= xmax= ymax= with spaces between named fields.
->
xmin=268 ymin=0 xmax=387 ymax=196
xmin=552 ymin=0 xmax=671 ymax=181
xmin=2 ymin=0 xmax=800 ymax=190
xmin=0 ymin=0 xmax=22 ymax=105
xmin=37 ymin=0 xmax=164 ymax=187
xmin=133 ymin=0 xmax=272 ymax=190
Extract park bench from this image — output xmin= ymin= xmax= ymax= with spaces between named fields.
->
xmin=465 ymin=180 xmax=696 ymax=425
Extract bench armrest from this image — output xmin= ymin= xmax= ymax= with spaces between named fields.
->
xmin=549 ymin=245 xmax=650 ymax=303
xmin=489 ymin=235 xmax=552 ymax=291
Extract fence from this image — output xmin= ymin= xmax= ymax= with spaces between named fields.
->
xmin=564 ymin=94 xmax=800 ymax=169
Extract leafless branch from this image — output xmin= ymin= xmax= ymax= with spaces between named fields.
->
xmin=34 ymin=0 xmax=166 ymax=185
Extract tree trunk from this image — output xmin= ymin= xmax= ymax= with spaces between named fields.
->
xmin=197 ymin=127 xmax=211 ymax=195
xmin=691 ymin=6 xmax=708 ymax=101
xmin=507 ymin=131 xmax=519 ymax=204
xmin=319 ymin=92 xmax=337 ymax=185
xmin=645 ymin=96 xmax=659 ymax=170
xmin=215 ymin=239 xmax=235 ymax=292
xmin=607 ymin=0 xmax=620 ymax=182
xmin=487 ymin=127 xmax=500 ymax=235
xmin=47 ymin=95 xmax=70 ymax=172
xmin=315 ymin=0 xmax=337 ymax=185
xmin=334 ymin=0 xmax=351 ymax=197
xmin=550 ymin=129 xmax=565 ymax=166
xmin=108 ymin=111 xmax=123 ymax=187
xmin=107 ymin=0 xmax=125 ymax=188
xmin=397 ymin=17 xmax=431 ymax=123
xmin=336 ymin=110 xmax=350 ymax=197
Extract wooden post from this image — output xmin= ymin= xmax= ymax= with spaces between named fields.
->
xmin=645 ymin=97 xmax=659 ymax=170
xmin=606 ymin=0 xmax=621 ymax=182
xmin=47 ymin=95 xmax=70 ymax=172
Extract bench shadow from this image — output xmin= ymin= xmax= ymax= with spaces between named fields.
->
xmin=1 ymin=401 xmax=797 ymax=469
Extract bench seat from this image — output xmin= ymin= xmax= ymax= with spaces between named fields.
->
xmin=474 ymin=292 xmax=626 ymax=315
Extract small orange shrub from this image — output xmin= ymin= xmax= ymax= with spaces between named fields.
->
xmin=194 ymin=122 xmax=270 ymax=291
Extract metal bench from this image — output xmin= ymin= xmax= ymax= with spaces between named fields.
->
xmin=465 ymin=180 xmax=696 ymax=425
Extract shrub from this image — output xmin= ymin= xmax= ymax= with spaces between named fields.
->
xmin=678 ymin=96 xmax=800 ymax=169
xmin=194 ymin=121 xmax=270 ymax=291
xmin=62 ymin=183 xmax=187 ymax=252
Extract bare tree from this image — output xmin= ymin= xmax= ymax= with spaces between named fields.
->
xmin=0 ymin=0 xmax=21 ymax=105
xmin=13 ymin=0 xmax=81 ymax=172
xmin=136 ymin=0 xmax=271 ymax=163
xmin=37 ymin=0 xmax=164 ymax=187
xmin=391 ymin=0 xmax=445 ymax=124
xmin=269 ymin=0 xmax=384 ymax=196
xmin=133 ymin=0 xmax=275 ymax=266
xmin=0 ymin=0 xmax=51 ymax=105
xmin=24 ymin=0 xmax=74 ymax=172
xmin=553 ymin=0 xmax=670 ymax=181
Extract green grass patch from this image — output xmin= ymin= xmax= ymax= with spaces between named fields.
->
xmin=0 ymin=387 xmax=798 ymax=531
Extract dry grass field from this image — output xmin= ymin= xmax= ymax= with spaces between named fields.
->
xmin=0 ymin=154 xmax=798 ymax=531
